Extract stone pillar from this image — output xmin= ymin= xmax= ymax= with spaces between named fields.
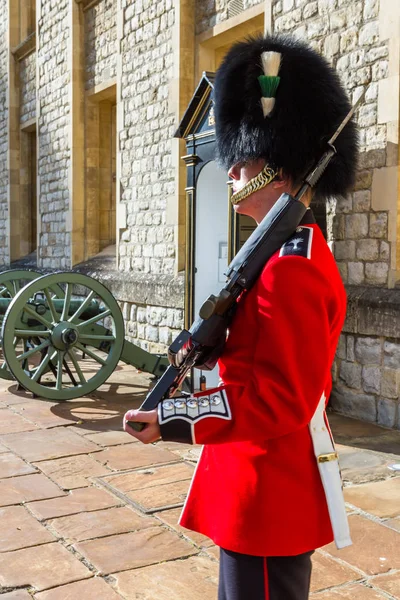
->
xmin=69 ymin=0 xmax=85 ymax=266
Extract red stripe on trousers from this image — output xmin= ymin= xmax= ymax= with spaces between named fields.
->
xmin=263 ymin=557 xmax=269 ymax=600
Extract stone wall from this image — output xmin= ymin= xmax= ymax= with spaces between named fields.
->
xmin=37 ymin=0 xmax=70 ymax=268
xmin=196 ymin=0 xmax=264 ymax=34
xmin=273 ymin=0 xmax=391 ymax=287
xmin=85 ymin=0 xmax=117 ymax=90
xmin=0 ymin=0 xmax=8 ymax=265
xmin=118 ymin=0 xmax=176 ymax=277
xmin=332 ymin=286 xmax=400 ymax=429
xmin=20 ymin=51 xmax=36 ymax=124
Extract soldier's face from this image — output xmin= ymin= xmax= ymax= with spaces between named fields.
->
xmin=228 ymin=159 xmax=292 ymax=224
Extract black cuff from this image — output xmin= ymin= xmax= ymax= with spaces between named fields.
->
xmin=158 ymin=390 xmax=231 ymax=445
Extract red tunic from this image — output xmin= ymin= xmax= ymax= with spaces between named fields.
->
xmin=178 ymin=223 xmax=347 ymax=556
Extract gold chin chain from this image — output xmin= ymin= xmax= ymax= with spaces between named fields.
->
xmin=231 ymin=164 xmax=278 ymax=206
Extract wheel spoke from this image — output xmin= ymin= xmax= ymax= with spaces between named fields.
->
xmin=15 ymin=329 xmax=51 ymax=338
xmin=12 ymin=280 xmax=19 ymax=295
xmin=75 ymin=342 xmax=107 ymax=366
xmin=68 ymin=291 xmax=95 ymax=323
xmin=67 ymin=348 xmax=87 ymax=384
xmin=79 ymin=334 xmax=116 ymax=342
xmin=44 ymin=288 xmax=60 ymax=323
xmin=56 ymin=351 xmax=65 ymax=391
xmin=31 ymin=351 xmax=51 ymax=382
xmin=23 ymin=305 xmax=52 ymax=329
xmin=76 ymin=309 xmax=111 ymax=328
xmin=3 ymin=282 xmax=14 ymax=296
xmin=61 ymin=283 xmax=72 ymax=321
xmin=17 ymin=339 xmax=50 ymax=362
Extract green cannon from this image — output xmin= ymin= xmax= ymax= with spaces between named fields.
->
xmin=0 ymin=270 xmax=169 ymax=400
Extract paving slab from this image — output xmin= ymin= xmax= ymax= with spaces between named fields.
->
xmin=330 ymin=413 xmax=400 ymax=456
xmin=0 ymin=428 xmax=100 ymax=462
xmin=48 ymin=506 xmax=155 ymax=542
xmin=324 ymin=515 xmax=400 ymax=575
xmin=206 ymin=546 xmax=220 ymax=560
xmin=0 ymin=407 xmax=39 ymax=434
xmin=92 ymin=443 xmax=178 ymax=471
xmin=0 ymin=452 xmax=37 ymax=478
xmin=329 ymin=413 xmax=395 ymax=439
xmin=74 ymin=527 xmax=197 ymax=575
xmin=71 ymin=415 xmax=128 ymax=433
xmin=35 ymin=576 xmax=122 ymax=600
xmin=126 ymin=479 xmax=191 ymax=512
xmin=370 ymin=572 xmax=400 ymax=597
xmin=84 ymin=430 xmax=138 ymax=446
xmin=344 ymin=478 xmax=400 ymax=517
xmin=384 ymin=517 xmax=400 ymax=532
xmin=10 ymin=400 xmax=78 ymax=429
xmin=28 ymin=487 xmax=122 ymax=520
xmin=337 ymin=445 xmax=398 ymax=484
xmin=0 ymin=473 xmax=65 ymax=507
xmin=155 ymin=506 xmax=213 ymax=547
xmin=100 ymin=461 xmax=194 ymax=491
xmin=111 ymin=555 xmax=219 ymax=600
xmin=0 ymin=542 xmax=92 ymax=591
xmin=311 ymin=584 xmax=388 ymax=598
xmin=33 ymin=454 xmax=112 ymax=490
xmin=0 ymin=591 xmax=33 ymax=600
xmin=310 ymin=552 xmax=363 ymax=593
xmin=0 ymin=440 xmax=10 ymax=452
xmin=0 ymin=505 xmax=55 ymax=551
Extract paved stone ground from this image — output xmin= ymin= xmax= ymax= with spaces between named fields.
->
xmin=0 ymin=365 xmax=399 ymax=599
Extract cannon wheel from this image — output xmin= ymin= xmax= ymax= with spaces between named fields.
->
xmin=0 ymin=270 xmax=41 ymax=325
xmin=0 ymin=270 xmax=66 ymax=382
xmin=2 ymin=272 xmax=124 ymax=400
xmin=0 ymin=270 xmax=42 ymax=381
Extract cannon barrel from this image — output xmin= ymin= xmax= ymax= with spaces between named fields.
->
xmin=0 ymin=298 xmax=102 ymax=320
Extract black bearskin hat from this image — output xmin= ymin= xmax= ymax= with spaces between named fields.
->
xmin=214 ymin=35 xmax=359 ymax=198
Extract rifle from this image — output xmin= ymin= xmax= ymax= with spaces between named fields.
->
xmin=128 ymin=90 xmax=365 ymax=431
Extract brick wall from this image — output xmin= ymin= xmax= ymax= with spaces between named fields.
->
xmin=118 ymin=0 xmax=176 ymax=277
xmin=37 ymin=0 xmax=70 ymax=268
xmin=0 ymin=0 xmax=8 ymax=265
xmin=85 ymin=0 xmax=117 ymax=90
xmin=20 ymin=51 xmax=36 ymax=124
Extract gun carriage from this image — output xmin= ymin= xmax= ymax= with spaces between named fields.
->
xmin=0 ymin=270 xmax=168 ymax=400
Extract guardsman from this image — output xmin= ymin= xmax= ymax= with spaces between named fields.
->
xmin=124 ymin=34 xmax=358 ymax=600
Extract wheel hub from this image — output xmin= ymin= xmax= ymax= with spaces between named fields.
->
xmin=52 ymin=322 xmax=79 ymax=350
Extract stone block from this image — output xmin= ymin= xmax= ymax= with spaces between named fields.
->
xmin=361 ymin=365 xmax=381 ymax=394
xmin=356 ymin=239 xmax=379 ymax=260
xmin=369 ymin=212 xmax=388 ymax=238
xmin=353 ymin=190 xmax=371 ymax=211
xmin=377 ymin=398 xmax=397 ymax=428
xmin=345 ymin=214 xmax=368 ymax=239
xmin=380 ymin=241 xmax=390 ymax=260
xmin=336 ymin=261 xmax=348 ymax=283
xmin=330 ymin=386 xmax=377 ymax=422
xmin=339 ymin=361 xmax=362 ymax=389
xmin=383 ymin=341 xmax=400 ymax=369
xmin=354 ymin=169 xmax=372 ymax=190
xmin=303 ymin=1 xmax=317 ymax=18
xmin=333 ymin=240 xmax=356 ymax=260
xmin=359 ymin=21 xmax=379 ymax=45
xmin=355 ymin=336 xmax=381 ymax=364
xmin=348 ymin=262 xmax=364 ymax=285
xmin=381 ymin=368 xmax=400 ymax=399
xmin=346 ymin=336 xmax=355 ymax=361
xmin=339 ymin=27 xmax=358 ymax=53
xmin=365 ymin=262 xmax=389 ymax=285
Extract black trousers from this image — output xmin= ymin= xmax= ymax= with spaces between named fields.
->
xmin=218 ymin=548 xmax=314 ymax=600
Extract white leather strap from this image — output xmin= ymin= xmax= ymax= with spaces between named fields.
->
xmin=309 ymin=393 xmax=352 ymax=549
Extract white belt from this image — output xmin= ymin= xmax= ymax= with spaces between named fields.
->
xmin=309 ymin=393 xmax=352 ymax=549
